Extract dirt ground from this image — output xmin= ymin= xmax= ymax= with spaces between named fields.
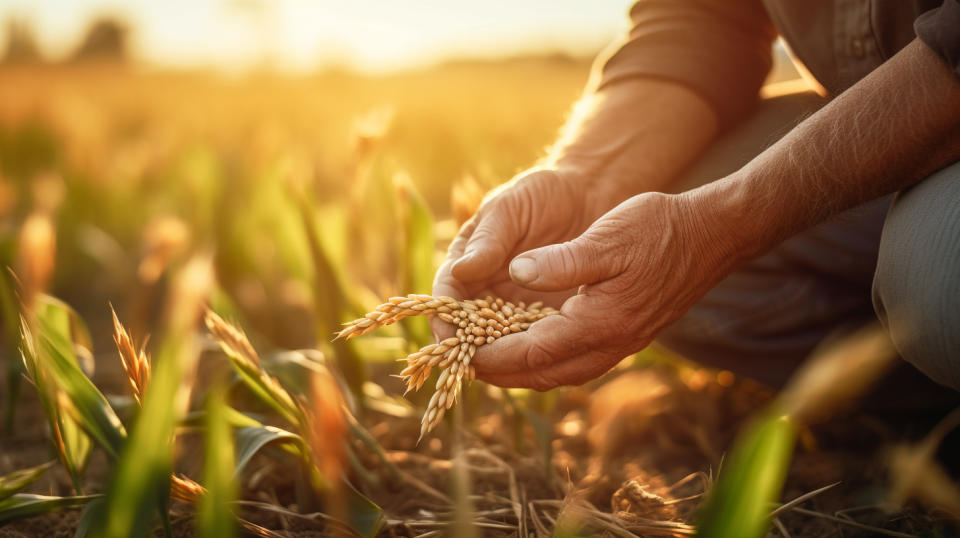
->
xmin=2 ymin=346 xmax=960 ymax=537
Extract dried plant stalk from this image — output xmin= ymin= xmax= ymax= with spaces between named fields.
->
xmin=338 ymin=294 xmax=558 ymax=439
xmin=170 ymin=474 xmax=207 ymax=504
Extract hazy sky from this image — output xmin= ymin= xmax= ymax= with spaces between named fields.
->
xmin=0 ymin=0 xmax=634 ymax=72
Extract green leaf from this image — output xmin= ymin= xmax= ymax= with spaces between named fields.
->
xmin=181 ymin=406 xmax=264 ymax=430
xmin=34 ymin=295 xmax=94 ymax=374
xmin=74 ymin=496 xmax=107 ymax=538
xmin=234 ymin=425 xmax=304 ymax=478
xmin=32 ymin=296 xmax=125 ymax=458
xmin=0 ymin=493 xmax=101 ymax=525
xmin=342 ymin=477 xmax=385 ymax=538
xmin=0 ymin=461 xmax=55 ymax=501
xmin=198 ymin=384 xmax=237 ymax=538
xmin=294 ymin=193 xmax=366 ymax=399
xmin=19 ymin=297 xmax=102 ymax=493
xmin=694 ymin=412 xmax=797 ymax=538
xmin=90 ymin=256 xmax=212 ymax=538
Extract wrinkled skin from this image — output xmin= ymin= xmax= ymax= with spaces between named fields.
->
xmin=432 ymin=168 xmax=733 ymax=391
xmin=432 ymin=168 xmax=615 ymax=314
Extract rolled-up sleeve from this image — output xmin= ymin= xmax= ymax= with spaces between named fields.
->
xmin=597 ymin=0 xmax=777 ymax=129
xmin=915 ymin=0 xmax=960 ymax=77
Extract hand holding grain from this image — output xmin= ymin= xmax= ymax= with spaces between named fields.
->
xmin=463 ymin=191 xmax=741 ymax=390
xmin=432 ymin=168 xmax=616 ymax=340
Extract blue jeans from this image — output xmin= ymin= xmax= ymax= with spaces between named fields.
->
xmin=658 ymin=90 xmax=960 ymax=394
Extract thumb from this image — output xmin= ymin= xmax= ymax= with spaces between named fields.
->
xmin=451 ymin=205 xmax=518 ymax=283
xmin=510 ymin=234 xmax=620 ymax=291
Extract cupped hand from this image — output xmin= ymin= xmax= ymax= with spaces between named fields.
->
xmin=467 ymin=191 xmax=739 ymax=390
xmin=432 ymin=168 xmax=618 ymax=339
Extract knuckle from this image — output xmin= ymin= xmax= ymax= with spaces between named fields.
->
xmin=543 ymin=242 xmax=581 ymax=280
xmin=528 ymin=372 xmax=560 ymax=392
xmin=467 ymin=224 xmax=507 ymax=254
xmin=522 ymin=340 xmax=555 ymax=371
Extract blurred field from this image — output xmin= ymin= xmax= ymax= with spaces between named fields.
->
xmin=0 ymin=57 xmax=589 ymax=348
xmin=0 ymin=57 xmax=587 ymax=211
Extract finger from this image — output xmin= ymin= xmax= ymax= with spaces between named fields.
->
xmin=434 ymin=215 xmax=492 ymax=300
xmin=430 ymin=315 xmax=456 ymax=342
xmin=445 ymin=216 xmax=478 ymax=260
xmin=477 ymin=350 xmax=619 ymax=390
xmin=471 ymin=290 xmax=629 ymax=373
xmin=451 ymin=202 xmax=521 ymax=283
xmin=432 ymin=259 xmax=469 ymax=300
xmin=509 ymin=232 xmax=622 ymax=292
xmin=431 ymin=257 xmax=471 ymax=342
xmin=470 ymin=300 xmax=602 ymax=375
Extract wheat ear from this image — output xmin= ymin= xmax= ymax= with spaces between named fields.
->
xmin=342 ymin=295 xmax=558 ymax=440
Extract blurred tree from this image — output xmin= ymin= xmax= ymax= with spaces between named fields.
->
xmin=2 ymin=17 xmax=42 ymax=64
xmin=69 ymin=17 xmax=129 ymax=63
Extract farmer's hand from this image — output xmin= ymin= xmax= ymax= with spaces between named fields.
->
xmin=468 ymin=190 xmax=742 ymax=390
xmin=431 ymin=167 xmax=622 ymax=339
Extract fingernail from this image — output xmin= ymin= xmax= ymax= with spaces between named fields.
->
xmin=510 ymin=257 xmax=539 ymax=283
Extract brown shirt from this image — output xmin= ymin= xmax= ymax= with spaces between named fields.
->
xmin=599 ymin=0 xmax=959 ymax=128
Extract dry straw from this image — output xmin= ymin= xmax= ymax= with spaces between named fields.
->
xmin=337 ymin=294 xmax=558 ymax=439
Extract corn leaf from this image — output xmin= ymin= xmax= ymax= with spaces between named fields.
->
xmin=0 ymin=461 xmax=55 ymax=501
xmin=198 ymin=384 xmax=237 ymax=538
xmin=0 ymin=493 xmax=101 ymax=525
xmin=32 ymin=297 xmax=125 ymax=458
xmin=694 ymin=412 xmax=796 ymax=538
xmin=20 ymin=296 xmax=105 ymax=493
xmin=234 ymin=425 xmax=304 ymax=478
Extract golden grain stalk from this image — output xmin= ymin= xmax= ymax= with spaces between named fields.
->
xmin=111 ymin=308 xmax=209 ymax=505
xmin=111 ymin=306 xmax=151 ymax=404
xmin=338 ymin=294 xmax=558 ymax=439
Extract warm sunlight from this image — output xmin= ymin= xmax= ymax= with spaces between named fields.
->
xmin=2 ymin=0 xmax=959 ymax=536
xmin=2 ymin=0 xmax=631 ymax=71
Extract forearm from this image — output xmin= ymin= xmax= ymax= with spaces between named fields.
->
xmin=692 ymin=39 xmax=960 ymax=263
xmin=544 ymin=78 xmax=719 ymax=205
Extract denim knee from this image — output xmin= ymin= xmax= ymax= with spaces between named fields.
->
xmin=872 ymin=163 xmax=960 ymax=392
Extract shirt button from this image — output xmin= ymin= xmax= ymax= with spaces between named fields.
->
xmin=851 ymin=38 xmax=865 ymax=59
